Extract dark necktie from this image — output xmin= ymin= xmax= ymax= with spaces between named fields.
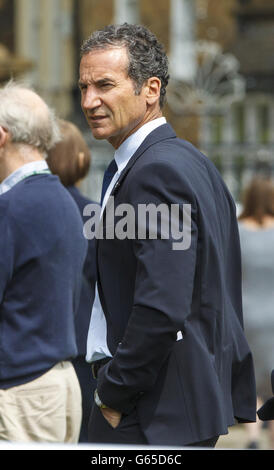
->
xmin=100 ymin=159 xmax=118 ymax=205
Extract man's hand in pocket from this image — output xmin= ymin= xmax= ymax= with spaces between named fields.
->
xmin=101 ymin=407 xmax=122 ymax=429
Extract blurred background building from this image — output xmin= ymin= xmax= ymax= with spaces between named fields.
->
xmin=1 ymin=0 xmax=274 ymax=202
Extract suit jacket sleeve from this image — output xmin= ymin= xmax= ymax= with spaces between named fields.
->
xmin=97 ymin=158 xmax=199 ymax=414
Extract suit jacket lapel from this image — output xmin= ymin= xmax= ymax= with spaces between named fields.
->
xmin=111 ymin=123 xmax=177 ymax=198
xmin=99 ymin=123 xmax=176 ymax=225
xmin=96 ymin=123 xmax=176 ymax=296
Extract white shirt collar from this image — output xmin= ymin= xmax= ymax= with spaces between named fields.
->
xmin=114 ymin=117 xmax=166 ymax=174
xmin=100 ymin=117 xmax=166 ymax=214
xmin=0 ymin=160 xmax=50 ymax=196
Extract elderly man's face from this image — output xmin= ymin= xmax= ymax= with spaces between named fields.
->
xmin=79 ymin=47 xmax=149 ymax=149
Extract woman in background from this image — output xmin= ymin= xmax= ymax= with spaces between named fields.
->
xmin=47 ymin=119 xmax=98 ymax=443
xmin=238 ymin=176 xmax=274 ymax=449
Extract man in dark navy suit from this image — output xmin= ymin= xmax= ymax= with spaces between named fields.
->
xmin=79 ymin=23 xmax=257 ymax=447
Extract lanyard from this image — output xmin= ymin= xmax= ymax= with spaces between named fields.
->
xmin=19 ymin=169 xmax=51 ymax=183
xmin=0 ymin=169 xmax=51 ymax=196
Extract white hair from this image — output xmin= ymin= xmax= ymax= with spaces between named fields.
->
xmin=0 ymin=81 xmax=60 ymax=153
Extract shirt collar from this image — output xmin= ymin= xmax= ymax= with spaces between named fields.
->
xmin=114 ymin=117 xmax=166 ymax=174
xmin=0 ymin=160 xmax=50 ymax=196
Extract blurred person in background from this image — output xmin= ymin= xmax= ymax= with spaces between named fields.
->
xmin=0 ymin=82 xmax=87 ymax=443
xmin=47 ymin=119 xmax=98 ymax=443
xmin=238 ymin=176 xmax=274 ymax=449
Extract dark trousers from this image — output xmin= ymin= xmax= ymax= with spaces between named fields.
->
xmin=88 ymin=402 xmax=218 ymax=447
xmin=88 ymin=402 xmax=147 ymax=445
xmin=88 ymin=358 xmax=148 ymax=445
xmin=88 ymin=360 xmax=218 ymax=447
xmin=188 ymin=436 xmax=219 ymax=447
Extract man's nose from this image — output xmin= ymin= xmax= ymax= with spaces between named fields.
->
xmin=82 ymin=88 xmax=102 ymax=110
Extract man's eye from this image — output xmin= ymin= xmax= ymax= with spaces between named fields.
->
xmin=101 ymin=83 xmax=113 ymax=88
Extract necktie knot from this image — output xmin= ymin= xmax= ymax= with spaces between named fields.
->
xmin=100 ymin=159 xmax=118 ymax=205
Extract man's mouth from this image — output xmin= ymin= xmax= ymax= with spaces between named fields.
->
xmin=89 ymin=115 xmax=108 ymax=122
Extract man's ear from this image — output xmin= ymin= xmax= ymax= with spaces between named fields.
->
xmin=78 ymin=151 xmax=85 ymax=171
xmin=0 ymin=126 xmax=9 ymax=149
xmin=144 ymin=77 xmax=161 ymax=106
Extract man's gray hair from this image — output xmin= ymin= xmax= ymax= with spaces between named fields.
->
xmin=80 ymin=23 xmax=169 ymax=109
xmin=0 ymin=81 xmax=60 ymax=154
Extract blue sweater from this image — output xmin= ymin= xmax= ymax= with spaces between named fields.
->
xmin=0 ymin=174 xmax=87 ymax=389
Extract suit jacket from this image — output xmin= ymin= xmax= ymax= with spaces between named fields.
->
xmin=96 ymin=123 xmax=257 ymax=446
